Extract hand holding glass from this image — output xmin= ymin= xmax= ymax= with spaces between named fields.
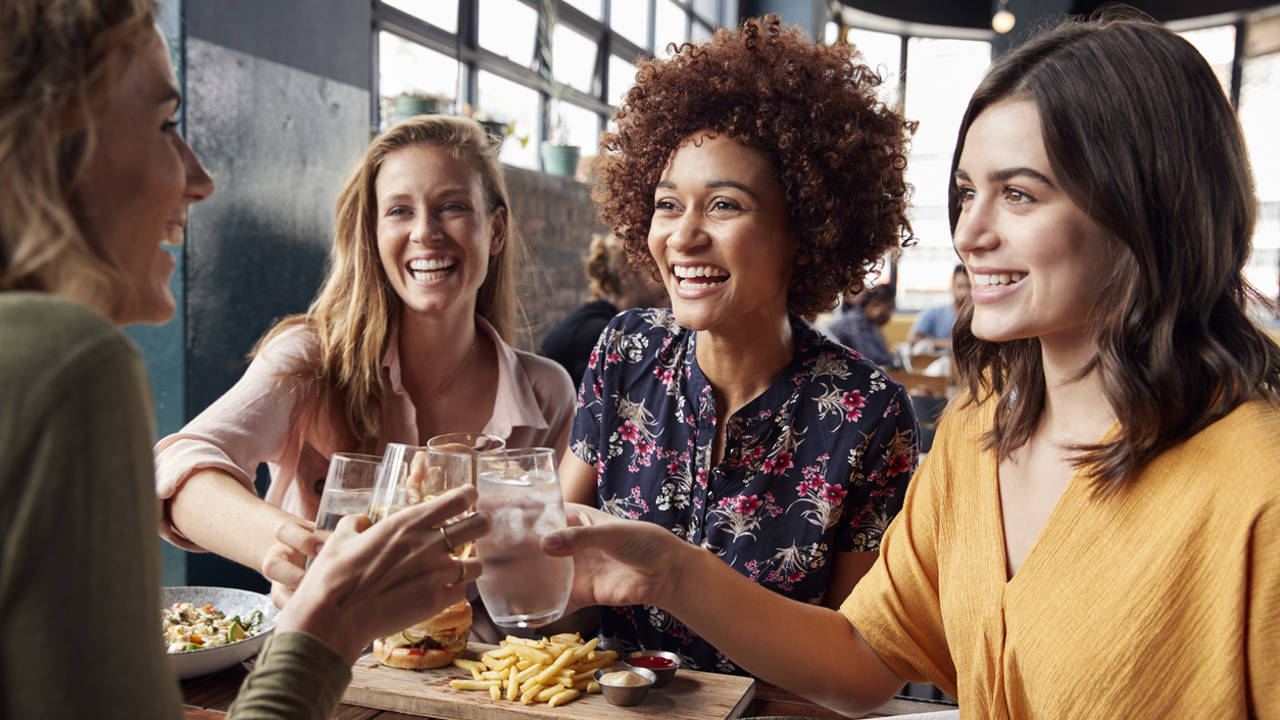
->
xmin=309 ymin=452 xmax=384 ymax=568
xmin=474 ymin=447 xmax=573 ymax=627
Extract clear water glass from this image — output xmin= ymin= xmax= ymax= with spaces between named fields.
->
xmin=474 ymin=447 xmax=573 ymax=628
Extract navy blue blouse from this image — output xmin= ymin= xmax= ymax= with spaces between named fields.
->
xmin=570 ymin=308 xmax=918 ymax=674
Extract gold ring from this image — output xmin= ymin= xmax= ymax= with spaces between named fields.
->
xmin=454 ymin=560 xmax=469 ymax=585
xmin=438 ymin=524 xmax=457 ymax=555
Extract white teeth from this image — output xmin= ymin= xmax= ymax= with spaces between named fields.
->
xmin=672 ymin=265 xmax=728 ymax=280
xmin=409 ymin=258 xmax=454 ymax=272
xmin=973 ymin=272 xmax=1025 ymax=287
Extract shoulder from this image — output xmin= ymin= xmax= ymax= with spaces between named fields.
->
xmin=253 ymin=321 xmax=322 ymax=371
xmin=1170 ymin=400 xmax=1280 ymax=495
xmin=510 ymin=344 xmax=576 ymax=398
xmin=0 ymin=293 xmax=142 ymax=395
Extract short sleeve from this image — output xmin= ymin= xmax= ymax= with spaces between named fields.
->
xmin=839 ymin=413 xmax=958 ymax=697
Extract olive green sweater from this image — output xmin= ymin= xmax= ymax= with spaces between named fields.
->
xmin=0 ymin=293 xmax=349 ymax=719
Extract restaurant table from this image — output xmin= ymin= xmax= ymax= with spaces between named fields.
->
xmin=181 ymin=662 xmax=956 ymax=719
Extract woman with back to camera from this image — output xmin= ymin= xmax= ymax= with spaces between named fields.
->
xmin=542 ymin=10 xmax=1280 ymax=717
xmin=0 ymin=2 xmax=488 ymax=717
xmin=154 ymin=115 xmax=575 ymax=617
xmin=540 ymin=232 xmax=669 ymax=387
xmin=558 ymin=15 xmax=919 ymax=674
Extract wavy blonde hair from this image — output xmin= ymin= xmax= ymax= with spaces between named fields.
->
xmin=258 ymin=115 xmax=525 ymax=449
xmin=0 ymin=0 xmax=157 ymax=313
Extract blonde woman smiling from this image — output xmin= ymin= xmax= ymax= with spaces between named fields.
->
xmin=156 ymin=117 xmax=574 ymax=612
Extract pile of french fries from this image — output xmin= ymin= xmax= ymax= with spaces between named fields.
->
xmin=448 ymin=632 xmax=617 ymax=708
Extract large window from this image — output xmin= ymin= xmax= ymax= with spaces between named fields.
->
xmin=376 ymin=0 xmax=724 ymax=172
xmin=827 ymin=9 xmax=1280 ymax=319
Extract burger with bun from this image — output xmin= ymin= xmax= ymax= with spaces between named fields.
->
xmin=373 ymin=599 xmax=472 ymax=669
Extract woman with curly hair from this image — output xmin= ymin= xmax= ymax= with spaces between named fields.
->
xmin=155 ymin=115 xmax=575 ymax=621
xmin=0 ymin=2 xmax=489 ymax=716
xmin=558 ymin=15 xmax=919 ymax=673
xmin=545 ymin=10 xmax=1280 ymax=717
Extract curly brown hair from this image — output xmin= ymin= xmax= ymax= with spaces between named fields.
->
xmin=593 ymin=14 xmax=914 ymax=317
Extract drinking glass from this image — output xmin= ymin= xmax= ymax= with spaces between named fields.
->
xmin=368 ymin=434 xmax=505 ymax=558
xmin=474 ymin=447 xmax=574 ymax=627
xmin=309 ymin=452 xmax=383 ymax=568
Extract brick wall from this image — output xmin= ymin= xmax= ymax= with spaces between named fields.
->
xmin=504 ymin=166 xmax=608 ymax=351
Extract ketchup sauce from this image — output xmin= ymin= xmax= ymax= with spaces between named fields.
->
xmin=628 ymin=655 xmax=676 ymax=670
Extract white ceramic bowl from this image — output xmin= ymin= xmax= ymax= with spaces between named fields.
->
xmin=162 ymin=585 xmax=278 ymax=679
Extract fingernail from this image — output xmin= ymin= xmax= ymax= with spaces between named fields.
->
xmin=542 ymin=533 xmax=564 ymax=551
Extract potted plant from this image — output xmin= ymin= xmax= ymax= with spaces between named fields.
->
xmin=540 ymin=110 xmax=580 ymax=178
xmin=537 ymin=0 xmax=581 ymax=178
xmin=388 ymin=90 xmax=452 ymax=124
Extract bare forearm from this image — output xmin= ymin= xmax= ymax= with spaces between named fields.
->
xmin=168 ymin=469 xmax=306 ymax=570
xmin=660 ymin=544 xmax=903 ymax=715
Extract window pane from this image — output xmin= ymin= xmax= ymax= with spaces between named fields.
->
xmin=846 ymin=27 xmax=901 ymax=109
xmin=1240 ymin=50 xmax=1280 ymax=308
xmin=553 ymin=102 xmax=602 ymax=154
xmin=383 ymin=0 xmax=457 ymax=33
xmin=692 ymin=0 xmax=717 ymax=26
xmin=479 ymin=0 xmax=539 ymax=68
xmin=691 ymin=20 xmax=712 ymax=44
xmin=1179 ymin=25 xmax=1236 ymax=99
xmin=563 ymin=0 xmax=601 ymax=19
xmin=554 ymin=23 xmax=598 ymax=94
xmin=899 ymin=37 xmax=991 ymax=311
xmin=379 ymin=32 xmax=459 ymax=128
xmin=607 ymin=54 xmax=637 ymax=107
xmin=655 ymin=0 xmax=688 ymax=59
xmin=610 ymin=0 xmax=650 ymax=49
xmin=478 ymin=71 xmax=540 ymax=169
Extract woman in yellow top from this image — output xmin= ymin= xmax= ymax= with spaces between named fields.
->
xmin=538 ymin=10 xmax=1280 ymax=718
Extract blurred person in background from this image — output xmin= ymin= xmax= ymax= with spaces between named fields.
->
xmin=829 ymin=284 xmax=898 ymax=368
xmin=906 ymin=263 xmax=970 ymax=353
xmin=0 ymin=2 xmax=488 ymax=717
xmin=540 ymin=232 xmax=668 ymax=388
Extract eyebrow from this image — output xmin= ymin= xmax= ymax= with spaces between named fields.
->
xmin=954 ymin=167 xmax=1056 ymax=188
xmin=379 ymin=188 xmax=472 ymax=204
xmin=655 ymin=178 xmax=760 ymax=199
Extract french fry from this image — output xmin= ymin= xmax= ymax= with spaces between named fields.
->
xmin=446 ymin=634 xmax=616 ymax=709
xmin=505 ymin=665 xmax=519 ymax=701
xmin=449 ymin=679 xmax=501 ymax=690
xmin=548 ymin=688 xmax=580 ymax=707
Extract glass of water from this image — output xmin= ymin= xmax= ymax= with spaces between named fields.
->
xmin=474 ymin=447 xmax=573 ymax=628
xmin=368 ymin=435 xmax=504 ymax=556
xmin=309 ymin=452 xmax=384 ymax=567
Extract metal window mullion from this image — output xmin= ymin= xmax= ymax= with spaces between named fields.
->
xmin=1230 ymin=18 xmax=1245 ymax=109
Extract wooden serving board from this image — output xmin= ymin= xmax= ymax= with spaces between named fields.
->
xmin=343 ymin=643 xmax=755 ymax=720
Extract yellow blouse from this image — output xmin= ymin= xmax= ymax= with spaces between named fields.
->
xmin=842 ymin=394 xmax=1280 ymax=718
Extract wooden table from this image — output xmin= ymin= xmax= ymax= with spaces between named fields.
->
xmin=181 ymin=663 xmax=954 ymax=719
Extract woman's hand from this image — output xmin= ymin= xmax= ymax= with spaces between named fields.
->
xmin=540 ymin=503 xmax=686 ymax=612
xmin=261 ymin=521 xmax=322 ymax=608
xmin=275 ymin=484 xmax=490 ymax=664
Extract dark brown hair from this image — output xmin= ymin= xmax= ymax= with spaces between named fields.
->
xmin=950 ymin=10 xmax=1280 ymax=491
xmin=593 ymin=14 xmax=914 ymax=317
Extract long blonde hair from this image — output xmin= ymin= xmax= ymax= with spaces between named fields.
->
xmin=258 ymin=115 xmax=525 ymax=449
xmin=0 ymin=0 xmax=157 ymax=312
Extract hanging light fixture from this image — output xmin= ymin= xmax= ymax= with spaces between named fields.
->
xmin=992 ymin=0 xmax=1016 ymax=34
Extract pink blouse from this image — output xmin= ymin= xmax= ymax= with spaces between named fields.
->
xmin=155 ymin=318 xmax=576 ymax=551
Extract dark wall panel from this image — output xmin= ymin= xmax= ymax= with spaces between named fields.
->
xmin=184 ymin=0 xmax=371 ymax=89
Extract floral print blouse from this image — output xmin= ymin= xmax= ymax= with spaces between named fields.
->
xmin=570 ymin=308 xmax=918 ymax=674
